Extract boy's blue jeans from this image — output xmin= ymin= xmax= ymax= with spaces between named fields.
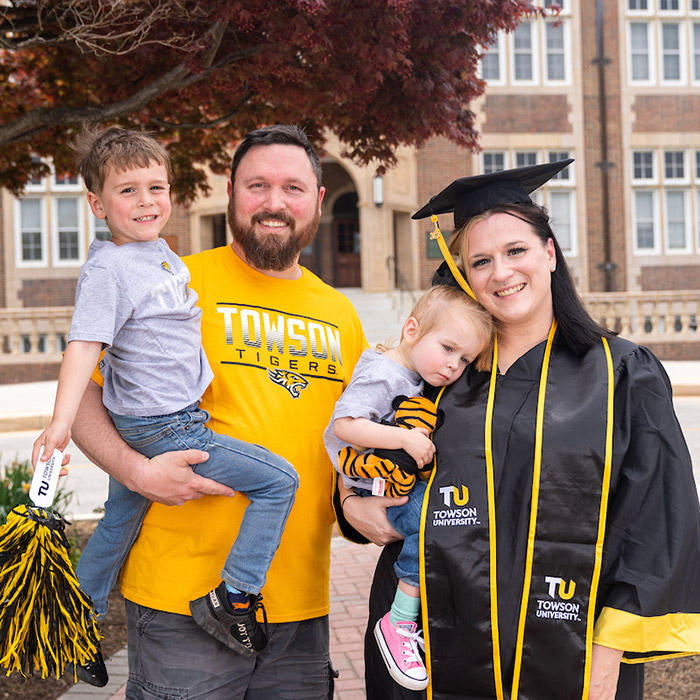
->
xmin=359 ymin=480 xmax=426 ymax=588
xmin=75 ymin=403 xmax=298 ymax=617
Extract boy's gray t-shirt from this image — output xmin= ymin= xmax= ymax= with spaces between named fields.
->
xmin=323 ymin=348 xmax=423 ymax=490
xmin=69 ymin=238 xmax=214 ymax=417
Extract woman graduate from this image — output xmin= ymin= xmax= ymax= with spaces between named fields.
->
xmin=340 ymin=160 xmax=700 ymax=700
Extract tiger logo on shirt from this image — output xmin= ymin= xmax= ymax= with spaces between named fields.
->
xmin=267 ymin=368 xmax=309 ymax=399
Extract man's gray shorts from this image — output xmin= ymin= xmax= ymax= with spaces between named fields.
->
xmin=125 ymin=601 xmax=337 ymax=699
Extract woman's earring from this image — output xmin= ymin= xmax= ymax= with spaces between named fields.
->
xmin=550 ymin=264 xmax=556 ymax=272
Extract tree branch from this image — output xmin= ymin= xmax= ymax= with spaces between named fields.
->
xmin=0 ymin=1 xmax=207 ymax=55
xmin=0 ymin=62 xmax=190 ymax=145
xmin=147 ymin=92 xmax=255 ymax=130
xmin=0 ymin=21 xmax=256 ymax=147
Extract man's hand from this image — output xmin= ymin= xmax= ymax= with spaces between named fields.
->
xmin=588 ymin=644 xmax=623 ymax=700
xmin=126 ymin=449 xmax=236 ymax=506
xmin=342 ymin=493 xmax=407 ymax=546
xmin=72 ymin=381 xmax=235 ymax=506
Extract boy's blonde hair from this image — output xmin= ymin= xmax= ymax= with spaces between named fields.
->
xmin=73 ymin=125 xmax=171 ymax=194
xmin=404 ymin=285 xmax=494 ymax=371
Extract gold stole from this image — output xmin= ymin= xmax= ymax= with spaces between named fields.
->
xmin=420 ymin=325 xmax=615 ymax=699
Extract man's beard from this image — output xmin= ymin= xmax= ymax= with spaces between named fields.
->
xmin=228 ymin=203 xmax=320 ymax=272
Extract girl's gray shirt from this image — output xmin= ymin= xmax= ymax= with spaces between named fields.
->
xmin=68 ymin=238 xmax=213 ymax=417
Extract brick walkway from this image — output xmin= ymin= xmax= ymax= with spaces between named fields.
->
xmin=329 ymin=538 xmax=381 ymax=700
xmin=57 ymin=537 xmax=381 ymax=700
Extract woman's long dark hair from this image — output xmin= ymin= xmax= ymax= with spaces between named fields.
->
xmin=452 ymin=202 xmax=615 ymax=356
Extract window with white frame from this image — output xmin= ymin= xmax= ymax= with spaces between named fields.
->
xmin=52 ymin=197 xmax=83 ymax=264
xmin=17 ymin=198 xmax=46 ymax=264
xmin=632 ymin=148 xmax=700 ymax=254
xmin=480 ymin=3 xmax=569 ymax=85
xmin=548 ymin=190 xmax=576 ymax=253
xmin=663 ymin=149 xmax=687 ymax=181
xmin=693 ymin=22 xmax=700 ymax=80
xmin=544 ymin=20 xmax=567 ymax=82
xmin=628 ymin=3 xmax=700 ymax=84
xmin=91 ymin=214 xmax=111 ymax=241
xmin=15 ymin=160 xmax=90 ymax=267
xmin=633 ymin=150 xmax=656 ymax=180
xmin=661 ymin=22 xmax=683 ymax=81
xmin=53 ymin=172 xmax=80 ymax=189
xmin=665 ymin=190 xmax=690 ymax=250
xmin=548 ymin=151 xmax=573 ymax=179
xmin=481 ymin=49 xmax=500 ymax=82
xmin=516 ymin=151 xmax=538 ymax=168
xmin=512 ymin=22 xmax=536 ymax=82
xmin=662 ymin=151 xmax=690 ymax=252
xmin=483 ymin=152 xmax=506 ymax=173
xmin=629 ymin=22 xmax=653 ymax=81
xmin=481 ymin=34 xmax=504 ymax=83
xmin=544 ymin=153 xmax=575 ymax=253
xmin=634 ymin=190 xmax=658 ymax=251
xmin=477 ymin=148 xmax=577 ymax=254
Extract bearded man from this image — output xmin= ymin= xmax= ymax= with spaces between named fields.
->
xmin=72 ymin=125 xmax=371 ymax=699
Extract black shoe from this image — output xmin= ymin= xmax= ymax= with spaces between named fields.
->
xmin=73 ymin=648 xmax=109 ymax=687
xmin=189 ymin=582 xmax=268 ymax=656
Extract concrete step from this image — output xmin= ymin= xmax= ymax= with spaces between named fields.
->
xmin=336 ymin=288 xmax=419 ymax=348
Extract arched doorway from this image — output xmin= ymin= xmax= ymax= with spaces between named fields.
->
xmin=332 ymin=192 xmax=361 ymax=287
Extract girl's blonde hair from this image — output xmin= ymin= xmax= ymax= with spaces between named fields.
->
xmin=398 ymin=285 xmax=494 ymax=371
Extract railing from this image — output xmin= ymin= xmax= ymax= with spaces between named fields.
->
xmin=581 ymin=290 xmax=698 ymax=342
xmin=0 ymin=307 xmax=72 ymax=363
xmin=386 ymin=255 xmax=417 ymax=318
xmin=0 ymin=290 xmax=697 ymax=363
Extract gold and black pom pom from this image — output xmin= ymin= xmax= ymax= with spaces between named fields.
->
xmin=0 ymin=505 xmax=100 ymax=679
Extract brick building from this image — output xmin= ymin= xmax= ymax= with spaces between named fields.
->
xmin=1 ymin=0 xmax=699 ymax=380
xmin=416 ymin=0 xmax=700 ymax=296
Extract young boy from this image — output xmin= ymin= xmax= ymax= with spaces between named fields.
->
xmin=324 ymin=285 xmax=493 ymax=691
xmin=32 ymin=126 xmax=299 ymax=686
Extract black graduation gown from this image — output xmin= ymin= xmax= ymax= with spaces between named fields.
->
xmin=364 ymin=334 xmax=700 ymax=700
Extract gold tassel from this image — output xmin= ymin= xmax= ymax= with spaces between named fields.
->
xmin=429 ymin=214 xmax=476 ymax=300
xmin=0 ymin=505 xmax=100 ymax=679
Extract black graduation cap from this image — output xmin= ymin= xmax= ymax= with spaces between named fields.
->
xmin=412 ymin=159 xmax=574 ymax=227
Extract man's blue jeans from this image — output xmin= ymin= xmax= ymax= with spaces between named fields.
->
xmin=76 ymin=403 xmax=298 ymax=616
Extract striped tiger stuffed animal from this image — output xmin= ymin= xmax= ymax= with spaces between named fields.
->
xmin=337 ymin=395 xmax=443 ymax=498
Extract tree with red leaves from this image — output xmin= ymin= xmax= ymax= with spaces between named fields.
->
xmin=0 ymin=0 xmax=540 ymax=202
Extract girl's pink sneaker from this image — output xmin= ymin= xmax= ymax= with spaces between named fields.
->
xmin=374 ymin=612 xmax=429 ymax=691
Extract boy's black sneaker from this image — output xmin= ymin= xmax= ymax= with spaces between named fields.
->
xmin=71 ymin=648 xmax=109 ymax=687
xmin=189 ymin=582 xmax=268 ymax=656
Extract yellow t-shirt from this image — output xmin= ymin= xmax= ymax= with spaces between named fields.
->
xmin=118 ymin=245 xmax=367 ymax=622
